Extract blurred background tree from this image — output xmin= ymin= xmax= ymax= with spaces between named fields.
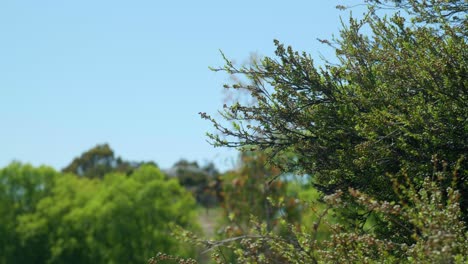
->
xmin=62 ymin=143 xmax=156 ymax=179
xmin=220 ymin=151 xmax=297 ymax=231
xmin=167 ymin=159 xmax=221 ymax=209
xmin=0 ymin=163 xmax=200 ymax=264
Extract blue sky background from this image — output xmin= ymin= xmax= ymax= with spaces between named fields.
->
xmin=0 ymin=1 xmax=366 ymax=172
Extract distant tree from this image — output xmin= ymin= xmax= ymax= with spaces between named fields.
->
xmin=168 ymin=160 xmax=221 ymax=208
xmin=170 ymin=160 xmax=207 ymax=187
xmin=62 ymin=143 xmax=156 ymax=179
xmin=220 ymin=152 xmax=296 ymax=231
xmin=161 ymin=152 xmax=303 ymax=263
xmin=16 ymin=165 xmax=199 ymax=264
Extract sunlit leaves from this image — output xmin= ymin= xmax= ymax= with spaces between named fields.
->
xmin=0 ymin=163 xmax=198 ymax=264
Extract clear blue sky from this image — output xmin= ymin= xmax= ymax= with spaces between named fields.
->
xmin=0 ymin=1 xmax=365 ymax=172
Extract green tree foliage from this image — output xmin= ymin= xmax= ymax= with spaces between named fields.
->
xmin=286 ymin=180 xmax=339 ymax=241
xmin=157 ymin=163 xmax=467 ymax=263
xmin=366 ymin=0 xmax=467 ymax=27
xmin=201 ymin=0 xmax=467 ymax=231
xmin=227 ymin=169 xmax=468 ymax=263
xmin=0 ymin=163 xmax=199 ymax=264
xmin=220 ymin=152 xmax=298 ymax=232
xmin=62 ymin=143 xmax=155 ymax=179
xmin=180 ymin=151 xmax=301 ymax=263
xmin=0 ymin=163 xmax=59 ymax=264
xmin=169 ymin=160 xmax=208 ymax=188
xmin=168 ymin=0 xmax=468 ymax=262
xmin=168 ymin=160 xmax=221 ymax=208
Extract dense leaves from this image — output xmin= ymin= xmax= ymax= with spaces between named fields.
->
xmin=0 ymin=163 xmax=199 ymax=264
xmin=190 ymin=0 xmax=468 ymax=262
xmin=2 ymin=0 xmax=467 ymax=263
xmin=202 ymin=0 xmax=467 ymax=227
xmin=211 ymin=171 xmax=468 ymax=264
xmin=0 ymin=163 xmax=58 ymax=264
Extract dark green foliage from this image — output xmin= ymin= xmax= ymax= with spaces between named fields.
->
xmin=0 ymin=163 xmax=199 ymax=264
xmin=62 ymin=143 xmax=156 ymax=179
xmin=0 ymin=163 xmax=59 ymax=264
xmin=366 ymin=0 xmax=467 ymax=27
xmin=201 ymin=0 xmax=467 ymax=232
xmin=162 ymin=163 xmax=467 ymax=263
xmin=168 ymin=160 xmax=221 ymax=208
xmin=188 ymin=0 xmax=468 ymax=262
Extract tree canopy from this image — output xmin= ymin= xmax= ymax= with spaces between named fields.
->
xmin=0 ymin=163 xmax=199 ymax=264
xmin=167 ymin=159 xmax=221 ymax=207
xmin=166 ymin=0 xmax=468 ymax=262
xmin=62 ymin=143 xmax=156 ymax=179
xmin=0 ymin=163 xmax=59 ymax=264
xmin=202 ymin=0 xmax=467 ymax=227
